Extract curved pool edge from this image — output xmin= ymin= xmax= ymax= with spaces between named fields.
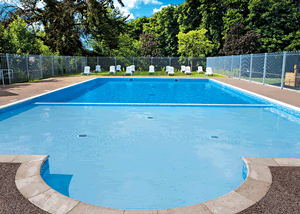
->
xmin=2 ymin=155 xmax=299 ymax=213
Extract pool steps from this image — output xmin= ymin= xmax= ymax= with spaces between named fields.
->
xmin=2 ymin=155 xmax=300 ymax=213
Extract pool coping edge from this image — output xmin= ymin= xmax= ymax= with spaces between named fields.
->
xmin=2 ymin=155 xmax=299 ymax=214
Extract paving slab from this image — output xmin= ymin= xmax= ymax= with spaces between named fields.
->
xmin=68 ymin=202 xmax=124 ymax=214
xmin=158 ymin=203 xmax=213 ymax=214
xmin=203 ymin=191 xmax=255 ymax=214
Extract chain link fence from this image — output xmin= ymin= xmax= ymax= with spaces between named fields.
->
xmin=207 ymin=51 xmax=300 ymax=91
xmin=2 ymin=52 xmax=299 ymax=92
xmin=0 ymin=54 xmax=205 ymax=87
xmin=0 ymin=53 xmax=88 ymax=86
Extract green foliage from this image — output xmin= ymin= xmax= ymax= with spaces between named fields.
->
xmin=177 ymin=29 xmax=214 ymax=57
xmin=246 ymin=0 xmax=300 ymax=53
xmin=0 ymin=16 xmax=54 ymax=55
xmin=1 ymin=0 xmax=300 ymax=57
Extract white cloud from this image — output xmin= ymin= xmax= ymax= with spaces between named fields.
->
xmin=115 ymin=0 xmax=163 ymax=20
xmin=152 ymin=4 xmax=171 ymax=14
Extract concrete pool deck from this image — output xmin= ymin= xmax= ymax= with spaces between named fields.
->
xmin=1 ymin=76 xmax=300 ymax=213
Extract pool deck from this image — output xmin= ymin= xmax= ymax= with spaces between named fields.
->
xmin=1 ymin=76 xmax=300 ymax=213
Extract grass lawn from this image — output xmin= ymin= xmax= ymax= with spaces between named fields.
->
xmin=66 ymin=70 xmax=225 ymax=77
xmin=248 ymin=78 xmax=281 ymax=85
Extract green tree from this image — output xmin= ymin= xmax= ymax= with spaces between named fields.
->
xmin=199 ymin=0 xmax=226 ymax=56
xmin=90 ymin=33 xmax=141 ymax=57
xmin=1 ymin=16 xmax=53 ymax=55
xmin=177 ymin=29 xmax=214 ymax=57
xmin=247 ymin=0 xmax=300 ymax=53
xmin=177 ymin=0 xmax=202 ymax=33
xmin=127 ymin=16 xmax=149 ymax=40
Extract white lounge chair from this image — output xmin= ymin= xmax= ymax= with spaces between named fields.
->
xmin=83 ymin=66 xmax=91 ymax=75
xmin=95 ymin=65 xmax=101 ymax=73
xmin=197 ymin=66 xmax=204 ymax=74
xmin=116 ymin=65 xmax=121 ymax=72
xmin=131 ymin=65 xmax=135 ymax=73
xmin=205 ymin=67 xmax=214 ymax=76
xmin=108 ymin=66 xmax=116 ymax=74
xmin=180 ymin=65 xmax=186 ymax=73
xmin=124 ymin=66 xmax=132 ymax=76
xmin=168 ymin=67 xmax=175 ymax=76
xmin=149 ymin=65 xmax=155 ymax=75
xmin=165 ymin=66 xmax=171 ymax=74
xmin=185 ymin=66 xmax=192 ymax=75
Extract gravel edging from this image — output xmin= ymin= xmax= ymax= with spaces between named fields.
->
xmin=0 ymin=163 xmax=49 ymax=214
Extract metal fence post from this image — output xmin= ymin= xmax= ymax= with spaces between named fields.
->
xmin=280 ymin=52 xmax=287 ymax=89
xmin=151 ymin=57 xmax=153 ymax=65
xmin=239 ymin=55 xmax=242 ymax=79
xmin=6 ymin=53 xmax=11 ymax=84
xmin=68 ymin=56 xmax=71 ymax=73
xmin=188 ymin=57 xmax=189 ymax=66
xmin=230 ymin=55 xmax=234 ymax=77
xmin=97 ymin=56 xmax=99 ymax=65
xmin=249 ymin=54 xmax=253 ymax=82
xmin=263 ymin=53 xmax=267 ymax=85
xmin=25 ymin=54 xmax=29 ymax=81
xmin=51 ymin=56 xmax=54 ymax=76
xmin=40 ymin=55 xmax=43 ymax=79
xmin=133 ymin=57 xmax=134 ymax=65
xmin=75 ymin=57 xmax=78 ymax=73
xmin=115 ymin=57 xmax=117 ymax=67
xmin=169 ymin=57 xmax=171 ymax=66
xmin=223 ymin=57 xmax=226 ymax=75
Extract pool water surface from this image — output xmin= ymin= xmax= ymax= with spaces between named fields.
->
xmin=1 ymin=78 xmax=300 ymax=210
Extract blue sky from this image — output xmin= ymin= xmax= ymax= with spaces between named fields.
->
xmin=115 ymin=0 xmax=185 ymax=20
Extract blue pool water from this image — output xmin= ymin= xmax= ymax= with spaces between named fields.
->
xmin=37 ymin=78 xmax=268 ymax=104
xmin=1 ymin=78 xmax=300 ymax=210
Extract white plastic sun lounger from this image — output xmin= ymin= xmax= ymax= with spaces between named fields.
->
xmin=83 ymin=66 xmax=91 ymax=75
xmin=124 ymin=66 xmax=132 ymax=76
xmin=149 ymin=65 xmax=155 ymax=75
xmin=180 ymin=65 xmax=186 ymax=73
xmin=166 ymin=66 xmax=170 ymax=74
xmin=185 ymin=66 xmax=192 ymax=75
xmin=205 ymin=67 xmax=214 ymax=76
xmin=116 ymin=65 xmax=121 ymax=72
xmin=197 ymin=66 xmax=204 ymax=74
xmin=168 ymin=67 xmax=175 ymax=76
xmin=131 ymin=65 xmax=135 ymax=73
xmin=108 ymin=66 xmax=116 ymax=74
xmin=95 ymin=65 xmax=101 ymax=73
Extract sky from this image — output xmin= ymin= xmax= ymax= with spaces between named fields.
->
xmin=114 ymin=0 xmax=185 ymax=20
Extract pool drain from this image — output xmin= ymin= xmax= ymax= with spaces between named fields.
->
xmin=78 ymin=134 xmax=88 ymax=138
xmin=210 ymin=136 xmax=219 ymax=139
xmin=147 ymin=116 xmax=153 ymax=119
xmin=149 ymin=93 xmax=155 ymax=96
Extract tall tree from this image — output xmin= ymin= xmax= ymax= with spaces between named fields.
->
xmin=1 ymin=16 xmax=53 ymax=54
xmin=127 ymin=16 xmax=149 ymax=40
xmin=177 ymin=0 xmax=202 ymax=33
xmin=177 ymin=29 xmax=214 ymax=57
xmin=219 ymin=23 xmax=261 ymax=55
xmin=199 ymin=0 xmax=226 ymax=56
xmin=247 ymin=0 xmax=300 ymax=53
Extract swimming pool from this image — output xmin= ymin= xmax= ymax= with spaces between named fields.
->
xmin=1 ymin=78 xmax=300 ymax=210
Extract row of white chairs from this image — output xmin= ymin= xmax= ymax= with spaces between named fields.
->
xmin=83 ymin=65 xmax=214 ymax=76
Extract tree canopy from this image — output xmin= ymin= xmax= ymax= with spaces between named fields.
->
xmin=0 ymin=0 xmax=300 ymax=57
